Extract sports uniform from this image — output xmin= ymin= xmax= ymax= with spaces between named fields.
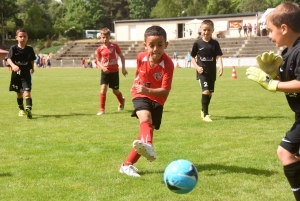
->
xmin=131 ymin=52 xmax=174 ymax=130
xmin=97 ymin=42 xmax=121 ymax=89
xmin=191 ymin=37 xmax=223 ymax=92
xmin=278 ymin=37 xmax=300 ymax=154
xmin=8 ymin=45 xmax=35 ymax=93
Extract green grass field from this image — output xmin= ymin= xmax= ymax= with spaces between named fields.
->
xmin=0 ymin=67 xmax=294 ymax=201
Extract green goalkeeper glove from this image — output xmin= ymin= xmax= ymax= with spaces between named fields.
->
xmin=246 ymin=67 xmax=279 ymax=92
xmin=256 ymin=52 xmax=283 ymax=79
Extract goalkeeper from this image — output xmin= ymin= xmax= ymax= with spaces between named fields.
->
xmin=246 ymin=2 xmax=300 ymax=200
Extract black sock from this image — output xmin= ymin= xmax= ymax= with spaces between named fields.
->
xmin=17 ymin=98 xmax=24 ymax=110
xmin=202 ymin=94 xmax=210 ymax=116
xmin=284 ymin=161 xmax=300 ymax=201
xmin=26 ymin=98 xmax=32 ymax=110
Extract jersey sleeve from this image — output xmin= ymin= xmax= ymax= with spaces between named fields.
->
xmin=29 ymin=47 xmax=36 ymax=61
xmin=294 ymin=52 xmax=300 ymax=81
xmin=191 ymin=42 xmax=198 ymax=57
xmin=115 ymin=44 xmax=122 ymax=55
xmin=7 ymin=45 xmax=15 ymax=60
xmin=215 ymin=41 xmax=223 ymax=57
xmin=96 ymin=47 xmax=101 ymax=59
xmin=161 ymin=58 xmax=174 ymax=90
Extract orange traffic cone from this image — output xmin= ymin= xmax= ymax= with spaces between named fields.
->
xmin=232 ymin=66 xmax=237 ymax=79
xmin=175 ymin=62 xmax=180 ymax=68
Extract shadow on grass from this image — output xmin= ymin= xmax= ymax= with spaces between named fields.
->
xmin=140 ymin=163 xmax=277 ymax=177
xmin=0 ymin=172 xmax=12 ymax=177
xmin=194 ymin=163 xmax=277 ymax=177
xmin=215 ymin=115 xmax=285 ymax=120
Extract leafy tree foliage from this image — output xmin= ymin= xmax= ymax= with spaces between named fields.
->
xmin=151 ymin=0 xmax=182 ymax=18
xmin=128 ymin=0 xmax=158 ymax=19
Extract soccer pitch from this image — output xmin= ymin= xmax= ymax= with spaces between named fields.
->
xmin=0 ymin=67 xmax=294 ymax=201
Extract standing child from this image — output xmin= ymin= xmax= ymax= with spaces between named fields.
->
xmin=186 ymin=51 xmax=191 ymax=68
xmin=191 ymin=19 xmax=223 ymax=122
xmin=7 ymin=28 xmax=36 ymax=119
xmin=119 ymin=26 xmax=174 ymax=177
xmin=96 ymin=28 xmax=127 ymax=115
xmin=246 ymin=2 xmax=300 ymax=200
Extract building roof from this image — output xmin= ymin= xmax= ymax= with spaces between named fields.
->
xmin=114 ymin=12 xmax=259 ymax=24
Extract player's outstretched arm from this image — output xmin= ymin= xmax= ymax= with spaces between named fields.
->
xmin=256 ymin=52 xmax=282 ymax=79
xmin=246 ymin=67 xmax=279 ymax=92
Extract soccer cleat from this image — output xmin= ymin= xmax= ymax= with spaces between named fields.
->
xmin=96 ymin=110 xmax=105 ymax=115
xmin=119 ymin=164 xmax=140 ymax=177
xmin=19 ymin=110 xmax=25 ymax=116
xmin=201 ymin=111 xmax=204 ymax=119
xmin=133 ymin=140 xmax=156 ymax=162
xmin=118 ymin=97 xmax=125 ymax=111
xmin=203 ymin=115 xmax=212 ymax=122
xmin=25 ymin=108 xmax=32 ymax=119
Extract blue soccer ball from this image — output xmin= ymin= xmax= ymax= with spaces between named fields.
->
xmin=164 ymin=159 xmax=198 ymax=194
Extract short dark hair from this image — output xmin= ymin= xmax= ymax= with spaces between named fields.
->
xmin=144 ymin=26 xmax=167 ymax=42
xmin=100 ymin=28 xmax=111 ymax=36
xmin=201 ymin=20 xmax=214 ymax=28
xmin=16 ymin=28 xmax=27 ymax=35
xmin=267 ymin=2 xmax=300 ymax=33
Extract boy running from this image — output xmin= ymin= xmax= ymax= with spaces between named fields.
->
xmin=119 ymin=26 xmax=174 ymax=177
xmin=96 ymin=28 xmax=127 ymax=115
xmin=191 ymin=19 xmax=224 ymax=122
xmin=7 ymin=28 xmax=36 ymax=119
xmin=246 ymin=2 xmax=300 ymax=200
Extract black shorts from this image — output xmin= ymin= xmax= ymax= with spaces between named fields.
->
xmin=131 ymin=97 xmax=163 ymax=130
xmin=280 ymin=115 xmax=300 ymax=155
xmin=9 ymin=70 xmax=32 ymax=92
xmin=198 ymin=74 xmax=215 ymax=92
xmin=100 ymin=71 xmax=119 ymax=89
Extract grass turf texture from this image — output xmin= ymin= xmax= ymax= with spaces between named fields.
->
xmin=0 ymin=67 xmax=293 ymax=200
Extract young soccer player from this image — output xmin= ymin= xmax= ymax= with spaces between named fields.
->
xmin=7 ymin=28 xmax=36 ymax=119
xmin=191 ymin=19 xmax=223 ymax=122
xmin=96 ymin=28 xmax=127 ymax=115
xmin=246 ymin=2 xmax=300 ymax=200
xmin=119 ymin=26 xmax=174 ymax=177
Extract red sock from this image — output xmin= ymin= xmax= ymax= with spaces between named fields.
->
xmin=124 ymin=148 xmax=141 ymax=166
xmin=140 ymin=122 xmax=153 ymax=145
xmin=116 ymin=92 xmax=124 ymax=106
xmin=100 ymin=93 xmax=106 ymax=111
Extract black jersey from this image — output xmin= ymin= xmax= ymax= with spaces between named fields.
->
xmin=191 ymin=38 xmax=223 ymax=81
xmin=279 ymin=37 xmax=300 ymax=113
xmin=7 ymin=45 xmax=36 ymax=70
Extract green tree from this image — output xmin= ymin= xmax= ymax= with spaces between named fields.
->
xmin=206 ymin=0 xmax=239 ymax=15
xmin=128 ymin=0 xmax=158 ymax=19
xmin=98 ymin=0 xmax=130 ymax=30
xmin=151 ymin=0 xmax=182 ymax=18
xmin=0 ymin=0 xmax=17 ymax=46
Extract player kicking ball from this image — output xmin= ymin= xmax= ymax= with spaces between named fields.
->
xmin=119 ymin=26 xmax=174 ymax=177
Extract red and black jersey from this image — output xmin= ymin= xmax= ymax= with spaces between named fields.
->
xmin=96 ymin=42 xmax=121 ymax=73
xmin=131 ymin=52 xmax=174 ymax=106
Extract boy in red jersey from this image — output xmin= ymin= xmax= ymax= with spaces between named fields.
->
xmin=96 ymin=28 xmax=127 ymax=115
xmin=119 ymin=26 xmax=174 ymax=177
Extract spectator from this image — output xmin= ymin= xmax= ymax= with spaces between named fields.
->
xmin=247 ymin=23 xmax=252 ymax=37
xmin=81 ymin=58 xmax=85 ymax=68
xmin=173 ymin=51 xmax=178 ymax=59
xmin=253 ymin=24 xmax=257 ymax=36
xmin=238 ymin=24 xmax=242 ymax=37
xmin=189 ymin=29 xmax=193 ymax=36
xmin=262 ymin=23 xmax=267 ymax=36
xmin=47 ymin=55 xmax=51 ymax=68
xmin=243 ymin=24 xmax=248 ymax=37
xmin=186 ymin=51 xmax=191 ymax=68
